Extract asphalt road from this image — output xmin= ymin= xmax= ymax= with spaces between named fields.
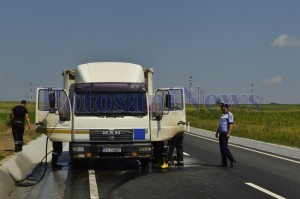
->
xmin=8 ymin=132 xmax=300 ymax=199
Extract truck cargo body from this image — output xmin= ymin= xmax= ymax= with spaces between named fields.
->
xmin=36 ymin=62 xmax=186 ymax=161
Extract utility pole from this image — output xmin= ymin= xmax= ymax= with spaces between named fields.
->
xmin=251 ymin=82 xmax=254 ymax=104
xmin=189 ymin=76 xmax=193 ymax=104
xmin=28 ymin=82 xmax=33 ymax=101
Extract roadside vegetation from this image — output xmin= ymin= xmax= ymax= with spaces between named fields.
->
xmin=186 ymin=104 xmax=300 ymax=149
xmin=1 ymin=102 xmax=300 ymax=160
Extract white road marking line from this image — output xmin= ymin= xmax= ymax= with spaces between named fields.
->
xmin=183 ymin=152 xmax=190 ymax=156
xmin=89 ymin=170 xmax=99 ymax=199
xmin=186 ymin=132 xmax=300 ymax=164
xmin=245 ymin=182 xmax=286 ymax=199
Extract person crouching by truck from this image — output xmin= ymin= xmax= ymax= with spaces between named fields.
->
xmin=9 ymin=100 xmax=31 ymax=152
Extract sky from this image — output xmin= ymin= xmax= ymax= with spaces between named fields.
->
xmin=0 ymin=0 xmax=300 ymax=104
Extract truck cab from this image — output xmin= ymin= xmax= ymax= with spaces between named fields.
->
xmin=35 ymin=62 xmax=186 ymax=164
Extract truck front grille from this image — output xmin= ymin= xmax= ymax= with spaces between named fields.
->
xmin=90 ymin=129 xmax=133 ymax=142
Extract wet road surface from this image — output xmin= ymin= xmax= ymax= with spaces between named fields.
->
xmin=8 ymin=133 xmax=300 ymax=199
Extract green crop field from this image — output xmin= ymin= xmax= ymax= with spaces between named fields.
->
xmin=186 ymin=104 xmax=300 ymax=148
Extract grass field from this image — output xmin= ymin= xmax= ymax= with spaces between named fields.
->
xmin=186 ymin=104 xmax=300 ymax=148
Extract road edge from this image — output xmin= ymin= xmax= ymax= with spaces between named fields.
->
xmin=0 ymin=134 xmax=52 ymax=199
xmin=188 ymin=127 xmax=300 ymax=160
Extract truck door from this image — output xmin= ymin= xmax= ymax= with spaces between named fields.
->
xmin=150 ymin=88 xmax=186 ymax=141
xmin=35 ymin=87 xmax=72 ymax=142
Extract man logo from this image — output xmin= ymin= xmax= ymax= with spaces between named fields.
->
xmin=102 ymin=130 xmax=121 ymax=136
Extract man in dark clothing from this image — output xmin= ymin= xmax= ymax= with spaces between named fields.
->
xmin=9 ymin=100 xmax=31 ymax=152
xmin=52 ymin=141 xmax=63 ymax=170
xmin=167 ymin=132 xmax=184 ymax=166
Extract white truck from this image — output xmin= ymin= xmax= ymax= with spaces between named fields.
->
xmin=35 ymin=62 xmax=186 ymax=167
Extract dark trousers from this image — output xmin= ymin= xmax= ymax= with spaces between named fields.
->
xmin=168 ymin=132 xmax=184 ymax=162
xmin=219 ymin=133 xmax=235 ymax=166
xmin=12 ymin=122 xmax=25 ymax=152
xmin=52 ymin=141 xmax=63 ymax=165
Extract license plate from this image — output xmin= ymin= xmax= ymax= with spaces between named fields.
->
xmin=102 ymin=147 xmax=121 ymax=152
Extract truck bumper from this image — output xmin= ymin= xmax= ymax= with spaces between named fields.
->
xmin=69 ymin=142 xmax=153 ymax=159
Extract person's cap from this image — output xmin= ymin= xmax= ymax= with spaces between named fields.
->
xmin=220 ymin=103 xmax=229 ymax=109
xmin=21 ymin=100 xmax=27 ymax=104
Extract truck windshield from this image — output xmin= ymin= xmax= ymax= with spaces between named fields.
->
xmin=74 ymin=83 xmax=148 ymax=117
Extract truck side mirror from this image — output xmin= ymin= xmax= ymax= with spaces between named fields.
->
xmin=59 ymin=114 xmax=67 ymax=121
xmin=151 ymin=94 xmax=163 ymax=120
xmin=165 ymin=94 xmax=171 ymax=108
xmin=49 ymin=91 xmax=56 ymax=113
xmin=152 ymin=112 xmax=162 ymax=121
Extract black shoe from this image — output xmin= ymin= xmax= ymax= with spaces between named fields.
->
xmin=217 ymin=164 xmax=227 ymax=167
xmin=230 ymin=162 xmax=236 ymax=168
xmin=52 ymin=164 xmax=62 ymax=171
